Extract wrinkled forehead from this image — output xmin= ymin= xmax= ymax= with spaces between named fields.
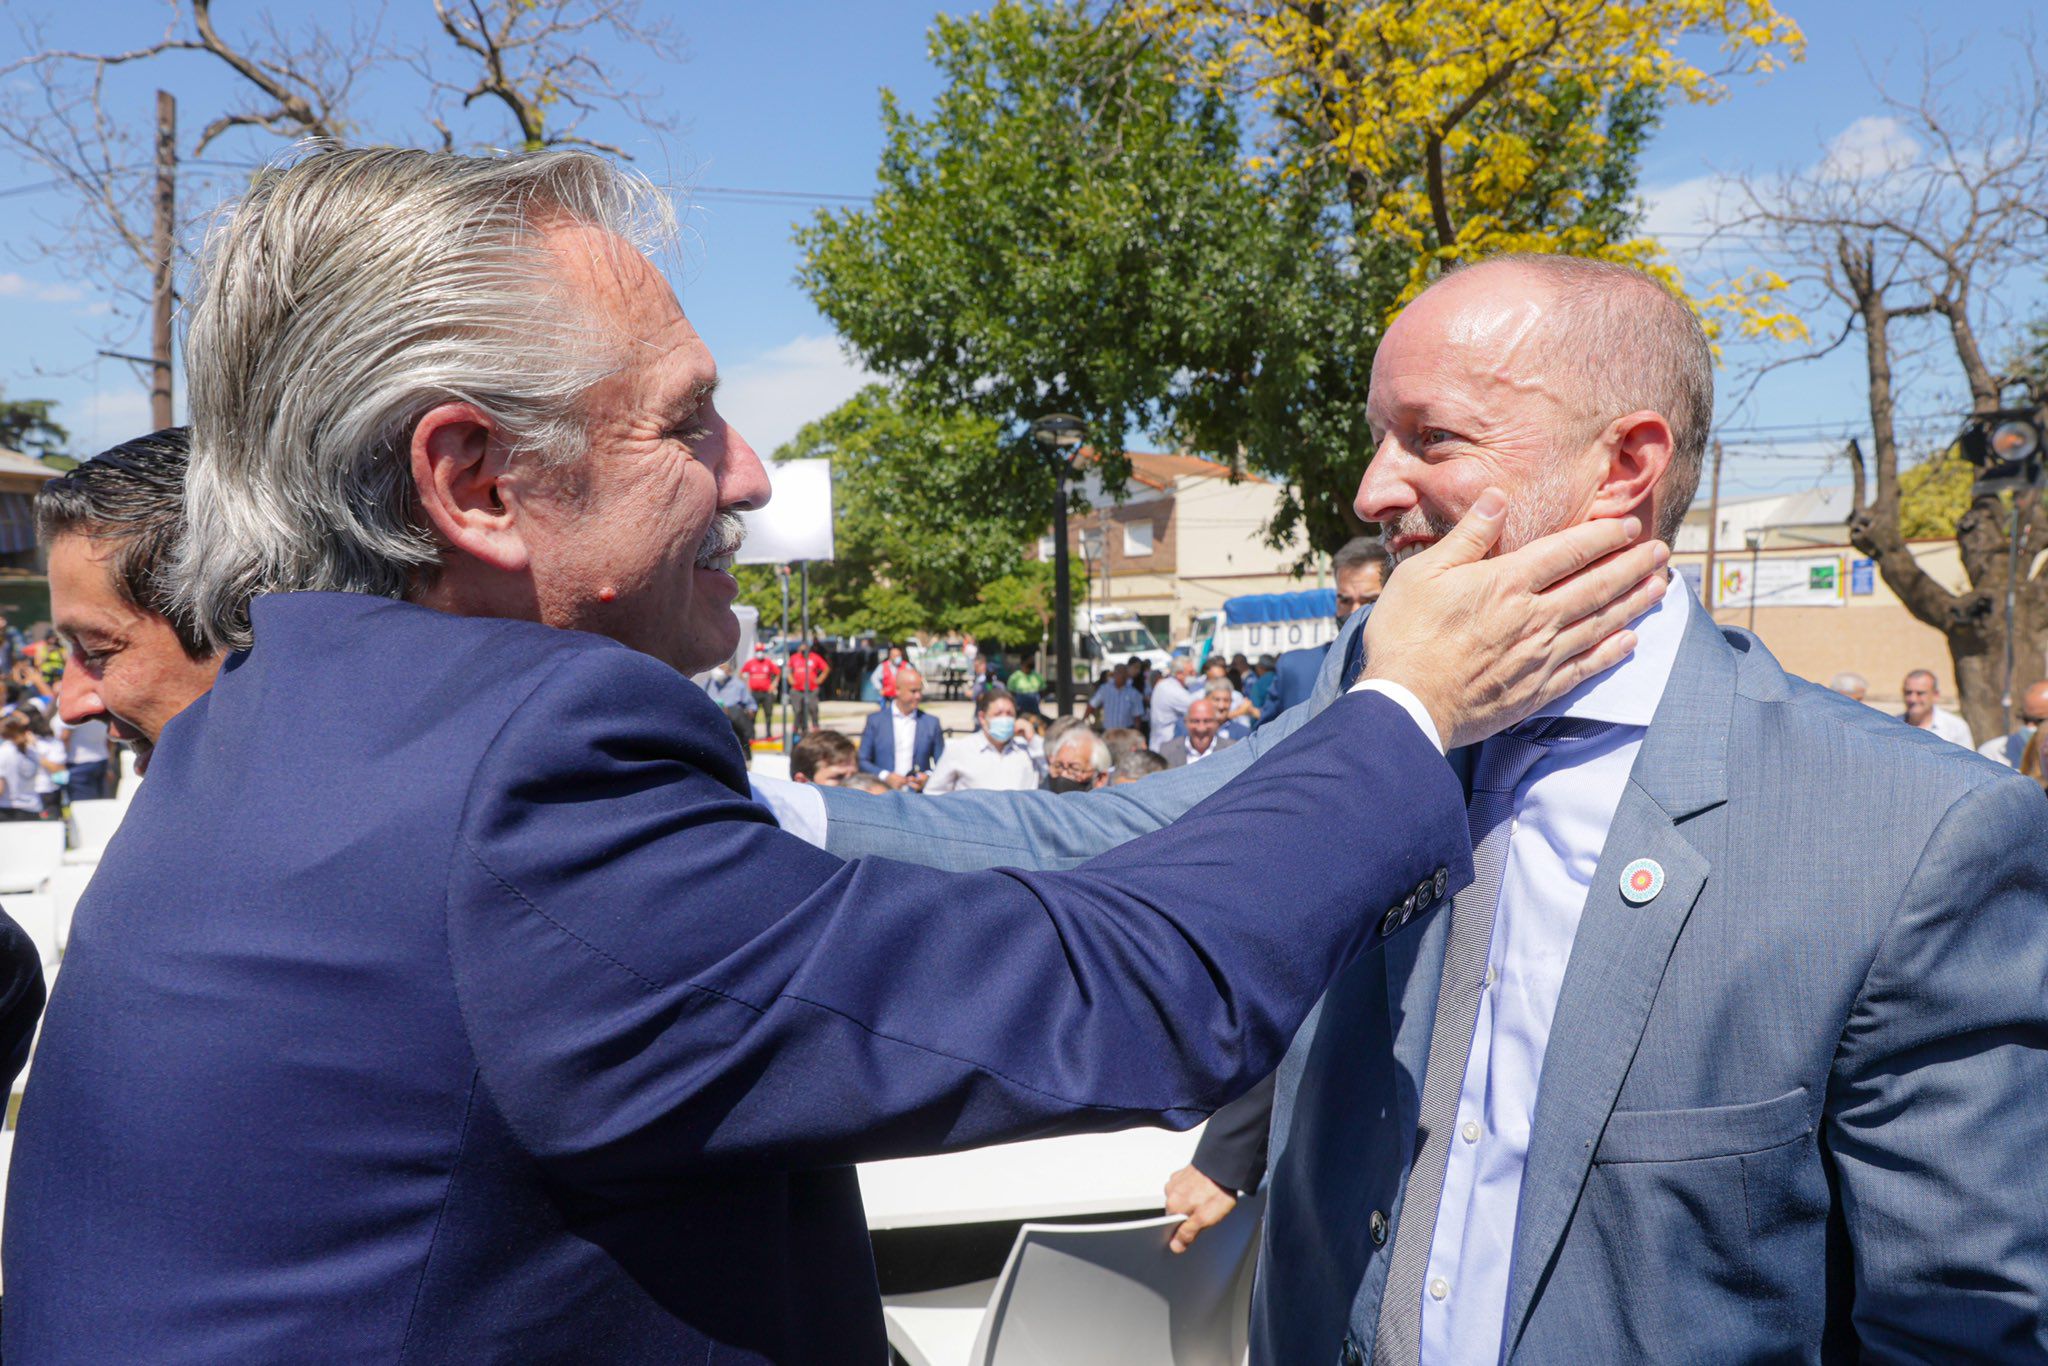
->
xmin=541 ymin=223 xmax=706 ymax=366
xmin=1371 ymin=269 xmax=1571 ymax=416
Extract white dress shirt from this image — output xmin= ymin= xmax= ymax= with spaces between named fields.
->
xmin=1418 ymin=576 xmax=1689 ymax=1366
xmin=889 ymin=707 xmax=919 ymax=776
xmin=924 ymin=732 xmax=1039 ymax=794
xmin=1911 ymin=707 xmax=1975 ymax=750
xmin=1149 ymin=676 xmax=1193 ymax=750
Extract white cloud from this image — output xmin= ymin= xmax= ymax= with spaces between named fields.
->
xmin=1818 ymin=115 xmax=1920 ymax=182
xmin=82 ymin=384 xmax=156 ymax=445
xmin=716 ymin=333 xmax=874 ymax=458
xmin=1639 ymin=173 xmax=1733 ymax=242
xmin=0 ymin=272 xmax=85 ymax=305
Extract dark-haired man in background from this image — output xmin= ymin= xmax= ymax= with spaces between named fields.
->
xmin=37 ymin=428 xmax=220 ymax=775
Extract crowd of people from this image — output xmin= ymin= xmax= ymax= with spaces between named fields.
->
xmin=0 ymin=614 xmax=113 ymax=821
xmin=0 ymin=143 xmax=2039 ymax=1366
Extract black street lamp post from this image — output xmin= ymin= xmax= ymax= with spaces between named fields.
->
xmin=1032 ymin=414 xmax=1087 ymax=717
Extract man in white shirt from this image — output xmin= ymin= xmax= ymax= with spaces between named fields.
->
xmin=1901 ymin=668 xmax=1974 ymax=749
xmin=1158 ymin=696 xmax=1237 ymax=769
xmin=924 ymin=689 xmax=1038 ymax=794
xmin=1148 ymin=656 xmax=1197 ymax=750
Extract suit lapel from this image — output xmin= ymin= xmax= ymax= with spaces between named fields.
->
xmin=1499 ymin=603 xmax=1735 ymax=1358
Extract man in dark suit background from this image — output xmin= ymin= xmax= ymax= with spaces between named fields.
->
xmin=856 ymin=664 xmax=944 ymax=789
xmin=2 ymin=147 xmax=1665 ymax=1365
xmin=1262 ymin=537 xmax=1388 ymax=723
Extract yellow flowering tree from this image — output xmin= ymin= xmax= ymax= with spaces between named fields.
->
xmin=1126 ymin=0 xmax=1803 ymax=297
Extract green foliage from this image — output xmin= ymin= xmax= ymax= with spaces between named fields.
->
xmin=0 ymin=395 xmax=71 ymax=462
xmin=1898 ymin=449 xmax=1975 ymax=540
xmin=797 ymin=0 xmax=1269 ymax=500
xmin=797 ymin=0 xmax=1666 ymax=562
xmin=736 ymin=385 xmax=1047 ymax=640
xmin=949 ymin=560 xmax=1056 ymax=647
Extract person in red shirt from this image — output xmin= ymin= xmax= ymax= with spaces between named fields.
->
xmin=740 ymin=644 xmax=780 ymax=738
xmin=785 ymin=639 xmax=830 ymax=740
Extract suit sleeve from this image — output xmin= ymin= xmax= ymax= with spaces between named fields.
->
xmin=822 ymin=617 xmax=1366 ymax=872
xmin=856 ymin=712 xmax=885 ymax=776
xmin=1190 ymin=1072 xmax=1275 ymax=1194
xmin=0 ymin=907 xmax=45 ymax=1091
xmin=447 ymin=647 xmax=1470 ymax=1186
xmin=820 ymin=700 xmax=1312 ymax=871
xmin=1827 ymin=773 xmax=2048 ymax=1358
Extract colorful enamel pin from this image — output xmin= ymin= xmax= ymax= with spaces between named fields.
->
xmin=1619 ymin=858 xmax=1665 ymax=905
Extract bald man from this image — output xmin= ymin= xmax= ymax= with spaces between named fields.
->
xmin=1979 ymin=679 xmax=2048 ymax=768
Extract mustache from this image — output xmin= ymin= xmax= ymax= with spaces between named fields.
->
xmin=694 ymin=512 xmax=747 ymax=563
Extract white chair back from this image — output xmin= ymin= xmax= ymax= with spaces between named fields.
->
xmin=2 ymin=894 xmax=60 ymax=975
xmin=970 ymin=1194 xmax=1265 ymax=1366
xmin=45 ymin=862 xmax=96 ymax=954
xmin=66 ymin=799 xmax=125 ymax=862
xmin=0 ymin=823 xmax=66 ymax=895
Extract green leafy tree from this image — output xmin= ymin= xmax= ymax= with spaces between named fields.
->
xmin=0 ymin=396 xmax=70 ymax=462
xmin=735 ymin=385 xmax=1046 ymax=640
xmin=949 ymin=561 xmax=1057 ymax=648
xmin=798 ymin=0 xmax=1686 ymax=562
xmin=797 ymin=0 xmax=1270 ymax=506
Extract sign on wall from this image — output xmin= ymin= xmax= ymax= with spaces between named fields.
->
xmin=1714 ymin=554 xmax=1848 ymax=610
xmin=1851 ymin=558 xmax=1876 ymax=596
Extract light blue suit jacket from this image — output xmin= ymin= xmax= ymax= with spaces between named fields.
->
xmin=822 ymin=607 xmax=2048 ymax=1361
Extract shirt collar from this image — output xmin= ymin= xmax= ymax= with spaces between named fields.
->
xmin=1537 ymin=568 xmax=1690 ymax=728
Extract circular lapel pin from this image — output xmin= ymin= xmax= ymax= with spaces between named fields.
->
xmin=1620 ymin=858 xmax=1665 ymax=905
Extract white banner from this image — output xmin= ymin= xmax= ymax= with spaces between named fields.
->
xmin=1713 ymin=554 xmax=1847 ymax=609
xmin=737 ymin=458 xmax=835 ymax=564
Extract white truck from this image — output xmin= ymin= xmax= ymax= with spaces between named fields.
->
xmin=1188 ymin=589 xmax=1339 ymax=667
xmin=1073 ymin=607 xmax=1172 ymax=676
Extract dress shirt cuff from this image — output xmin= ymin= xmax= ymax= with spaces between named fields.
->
xmin=749 ymin=774 xmax=829 ymax=848
xmin=1346 ymin=679 xmax=1443 ymax=755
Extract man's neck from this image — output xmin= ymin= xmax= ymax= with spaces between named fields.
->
xmin=895 ymin=703 xmax=918 ymax=718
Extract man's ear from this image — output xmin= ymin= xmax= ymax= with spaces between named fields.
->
xmin=1587 ymin=409 xmax=1675 ymax=526
xmin=410 ymin=403 xmax=530 ymax=574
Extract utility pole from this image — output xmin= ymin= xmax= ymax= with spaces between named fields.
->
xmin=150 ymin=90 xmax=176 ymax=431
xmin=1702 ymin=439 xmax=1724 ymax=610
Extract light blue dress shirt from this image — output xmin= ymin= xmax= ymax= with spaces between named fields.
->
xmin=1419 ymin=576 xmax=1690 ymax=1366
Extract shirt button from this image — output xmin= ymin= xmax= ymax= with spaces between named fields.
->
xmin=1430 ymin=1277 xmax=1450 ymax=1301
xmin=1369 ymin=1209 xmax=1388 ymax=1246
xmin=1484 ymin=964 xmax=1498 ymax=987
xmin=1461 ymin=1120 xmax=1480 ymax=1144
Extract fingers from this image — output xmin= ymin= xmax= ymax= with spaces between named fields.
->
xmin=1167 ymin=1199 xmax=1231 ymax=1254
xmin=1413 ymin=487 xmax=1507 ymax=568
xmin=1494 ymin=515 xmax=1643 ymax=593
xmin=1535 ymin=539 xmax=1669 ymax=630
xmin=1549 ymin=570 xmax=1669 ymax=666
xmin=1529 ymin=628 xmax=1640 ymax=714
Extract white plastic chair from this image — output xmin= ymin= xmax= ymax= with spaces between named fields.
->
xmin=884 ymin=1194 xmax=1264 ymax=1366
xmin=64 ymin=799 xmax=124 ymax=865
xmin=0 ymin=823 xmax=66 ymax=894
xmin=2 ymin=894 xmax=60 ymax=976
xmin=45 ymin=862 xmax=96 ymax=954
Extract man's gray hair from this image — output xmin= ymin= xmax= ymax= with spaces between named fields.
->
xmin=1052 ymin=728 xmax=1112 ymax=774
xmin=176 ymin=146 xmax=674 ymax=651
xmin=1447 ymin=254 xmax=1714 ymax=545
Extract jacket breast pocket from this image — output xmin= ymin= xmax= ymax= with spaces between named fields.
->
xmin=1592 ymin=1086 xmax=1811 ymax=1164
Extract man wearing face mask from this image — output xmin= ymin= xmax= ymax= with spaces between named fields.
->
xmin=1047 ymin=729 xmax=1113 ymax=793
xmin=923 ymin=687 xmax=1038 ymax=794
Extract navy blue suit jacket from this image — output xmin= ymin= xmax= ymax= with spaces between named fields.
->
xmin=856 ymin=704 xmax=944 ymax=777
xmin=3 ymin=593 xmax=1470 ymax=1364
xmin=1259 ymin=640 xmax=1331 ymax=724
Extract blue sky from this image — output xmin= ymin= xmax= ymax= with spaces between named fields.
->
xmin=2 ymin=0 xmax=2041 ymax=503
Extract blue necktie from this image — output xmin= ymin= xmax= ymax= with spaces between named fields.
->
xmin=1373 ymin=715 xmax=1612 ymax=1365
